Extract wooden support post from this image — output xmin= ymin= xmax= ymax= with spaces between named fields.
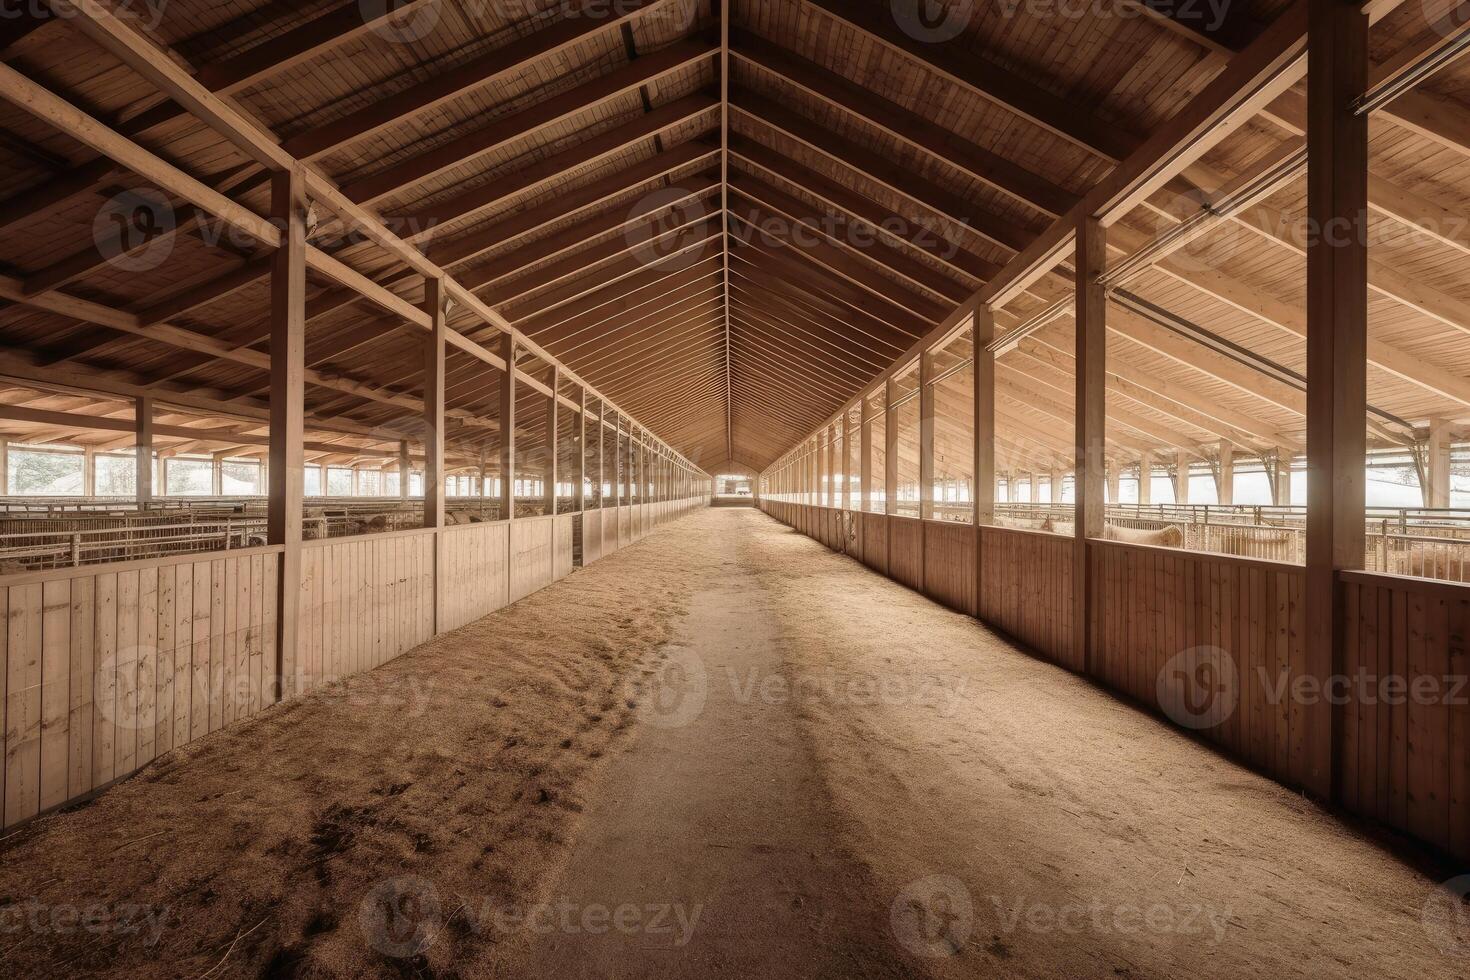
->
xmin=1049 ymin=467 xmax=1064 ymax=504
xmin=423 ymin=276 xmax=446 ymax=531
xmin=546 ymin=368 xmax=560 ymax=516
xmin=135 ymin=395 xmax=153 ymax=506
xmin=1427 ymin=419 xmax=1451 ymax=509
xmin=1217 ymin=441 xmax=1235 ymax=505
xmin=576 ymin=387 xmax=588 ymax=511
xmin=399 ymin=441 xmax=410 ymax=499
xmin=0 ymin=438 xmax=7 ymax=495
xmin=974 ymin=306 xmax=996 ymax=526
xmin=268 ymin=168 xmax=306 ymax=702
xmin=919 ymin=352 xmax=936 ymax=520
xmin=83 ymin=447 xmax=96 ymax=498
xmin=859 ymin=397 xmax=873 ymax=513
xmin=1029 ymin=473 xmax=1040 ymax=504
xmin=499 ymin=331 xmax=516 ymax=521
xmin=1304 ymin=0 xmax=1368 ymax=802
xmin=1137 ymin=450 xmax=1153 ymax=505
xmin=1174 ymin=451 xmax=1191 ymax=504
xmin=1271 ymin=449 xmax=1293 ymax=506
xmin=1106 ymin=464 xmax=1121 ymax=506
xmin=1075 ymin=214 xmax=1107 ymax=676
xmin=841 ymin=409 xmax=853 ymax=511
xmin=595 ymin=401 xmax=605 ymax=508
xmin=884 ymin=380 xmax=898 ymax=515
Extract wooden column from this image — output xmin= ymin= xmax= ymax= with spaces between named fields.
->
xmin=919 ymin=352 xmax=936 ymax=520
xmin=1427 ymin=419 xmax=1451 ymax=509
xmin=1029 ymin=473 xmax=1040 ymax=504
xmin=576 ymin=387 xmax=588 ymax=511
xmin=1304 ymin=0 xmax=1368 ymax=803
xmin=1074 ymin=214 xmax=1107 ymax=675
xmin=1137 ymin=450 xmax=1153 ymax=505
xmin=1049 ymin=467 xmax=1064 ymax=504
xmin=841 ymin=409 xmax=853 ymax=511
xmin=884 ymin=380 xmax=898 ymax=515
xmin=595 ymin=401 xmax=605 ymax=508
xmin=1271 ymin=449 xmax=1293 ymax=506
xmin=83 ymin=447 xmax=96 ymax=498
xmin=399 ymin=440 xmax=410 ymax=499
xmin=499 ymin=332 xmax=516 ymax=521
xmin=546 ymin=368 xmax=560 ymax=516
xmin=135 ymin=395 xmax=153 ymax=506
xmin=974 ymin=306 xmax=996 ymax=526
xmin=0 ymin=439 xmax=7 ymax=495
xmin=859 ymin=397 xmax=873 ymax=513
xmin=423 ymin=276 xmax=446 ymax=531
xmin=268 ymin=168 xmax=306 ymax=701
xmin=1106 ymin=464 xmax=1121 ymax=506
xmin=1217 ymin=441 xmax=1235 ymax=505
xmin=1174 ymin=451 xmax=1191 ymax=504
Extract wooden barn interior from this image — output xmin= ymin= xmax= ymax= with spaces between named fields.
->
xmin=0 ymin=0 xmax=1468 ymax=975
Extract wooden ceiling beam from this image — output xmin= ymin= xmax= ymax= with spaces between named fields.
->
xmin=790 ymin=0 xmax=1140 ymax=161
xmin=732 ymin=91 xmax=1035 ymax=255
xmin=340 ymin=39 xmax=719 ymax=206
xmin=731 ymin=29 xmax=1076 ymax=218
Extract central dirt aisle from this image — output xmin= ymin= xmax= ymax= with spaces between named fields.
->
xmin=507 ymin=516 xmax=916 ymax=978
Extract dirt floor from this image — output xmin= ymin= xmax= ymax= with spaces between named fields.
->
xmin=0 ymin=508 xmax=1464 ymax=978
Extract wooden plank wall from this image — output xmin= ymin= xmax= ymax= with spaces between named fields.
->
xmin=0 ymin=496 xmax=708 ymax=829
xmin=300 ymin=531 xmax=435 ymax=692
xmin=1090 ymin=541 xmax=1303 ymax=783
xmin=437 ymin=524 xmax=509 ymax=633
xmin=889 ymin=517 xmax=924 ymax=592
xmin=603 ymin=508 xmax=620 ymax=558
xmin=762 ymin=501 xmax=1470 ymax=861
xmin=860 ymin=512 xmax=888 ymax=575
xmin=977 ymin=526 xmax=1076 ymax=670
xmin=924 ymin=521 xmax=976 ymax=615
xmin=2 ymin=548 xmax=281 ymax=830
xmin=554 ymin=514 xmax=576 ymax=581
xmin=510 ymin=517 xmax=555 ymax=603
xmin=1339 ymin=570 xmax=1468 ymax=860
xmin=583 ymin=511 xmax=603 ymax=565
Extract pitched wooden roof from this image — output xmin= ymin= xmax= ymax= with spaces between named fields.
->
xmin=0 ymin=0 xmax=1467 ymax=475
